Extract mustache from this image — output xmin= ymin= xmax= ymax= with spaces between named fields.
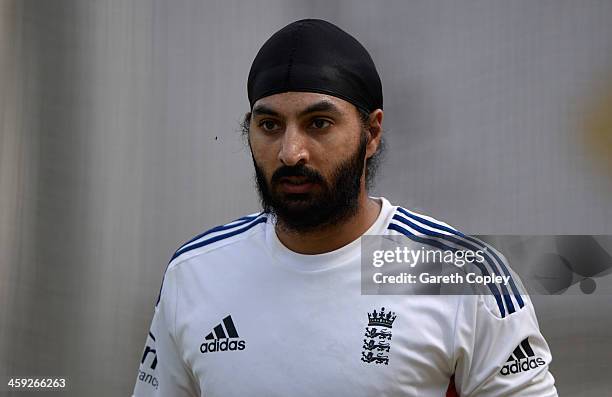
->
xmin=271 ymin=164 xmax=325 ymax=185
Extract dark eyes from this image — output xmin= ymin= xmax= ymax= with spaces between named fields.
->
xmin=260 ymin=120 xmax=278 ymax=131
xmin=311 ymin=119 xmax=331 ymax=129
xmin=258 ymin=118 xmax=332 ymax=132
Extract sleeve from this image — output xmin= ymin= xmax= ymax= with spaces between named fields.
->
xmin=452 ymin=284 xmax=558 ymax=397
xmin=132 ymin=267 xmax=200 ymax=397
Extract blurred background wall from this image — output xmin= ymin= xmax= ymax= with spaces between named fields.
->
xmin=1 ymin=0 xmax=611 ymax=395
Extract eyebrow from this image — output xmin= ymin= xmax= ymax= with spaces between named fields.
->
xmin=251 ymin=100 xmax=342 ymax=119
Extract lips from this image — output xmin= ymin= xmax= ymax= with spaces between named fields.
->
xmin=280 ymin=176 xmax=309 ymax=184
xmin=278 ymin=176 xmax=317 ymax=193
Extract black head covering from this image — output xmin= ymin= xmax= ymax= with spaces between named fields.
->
xmin=247 ymin=19 xmax=383 ymax=113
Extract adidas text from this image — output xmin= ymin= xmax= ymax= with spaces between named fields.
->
xmin=200 ymin=339 xmax=246 ymax=353
xmin=500 ymin=357 xmax=545 ymax=376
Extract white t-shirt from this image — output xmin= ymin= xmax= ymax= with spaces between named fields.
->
xmin=132 ymin=197 xmax=557 ymax=396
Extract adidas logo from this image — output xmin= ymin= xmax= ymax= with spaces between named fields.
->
xmin=500 ymin=338 xmax=545 ymax=376
xmin=199 ymin=315 xmax=246 ymax=353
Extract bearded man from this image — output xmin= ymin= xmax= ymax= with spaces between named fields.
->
xmin=132 ymin=19 xmax=557 ymax=397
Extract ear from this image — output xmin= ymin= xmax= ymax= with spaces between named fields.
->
xmin=365 ymin=109 xmax=383 ymax=159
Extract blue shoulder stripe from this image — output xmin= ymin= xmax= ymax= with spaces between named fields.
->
xmin=388 ymin=222 xmax=507 ymax=318
xmin=396 ymin=207 xmax=524 ymax=310
xmin=155 ymin=214 xmax=267 ymax=306
xmin=171 ymin=215 xmax=267 ymax=262
xmin=396 ymin=207 xmax=462 ymax=236
xmin=391 ymin=213 xmax=515 ymax=314
xmin=176 ymin=213 xmax=262 ymax=253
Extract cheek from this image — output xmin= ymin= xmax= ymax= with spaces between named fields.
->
xmin=250 ymin=136 xmax=279 ymax=171
xmin=317 ymin=156 xmax=337 ymax=176
xmin=310 ymin=134 xmax=347 ymax=162
xmin=315 ymin=133 xmax=361 ymax=164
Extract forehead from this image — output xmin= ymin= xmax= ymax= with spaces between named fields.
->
xmin=251 ymin=92 xmax=356 ymax=117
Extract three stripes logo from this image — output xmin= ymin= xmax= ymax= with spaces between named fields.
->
xmin=500 ymin=338 xmax=545 ymax=376
xmin=199 ymin=315 xmax=246 ymax=353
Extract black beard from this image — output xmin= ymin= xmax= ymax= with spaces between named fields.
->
xmin=252 ymin=133 xmax=368 ymax=233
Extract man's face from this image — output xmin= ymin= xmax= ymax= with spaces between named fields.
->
xmin=248 ymin=92 xmax=371 ymax=232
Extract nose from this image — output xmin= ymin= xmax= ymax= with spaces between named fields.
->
xmin=278 ymin=124 xmax=309 ymax=166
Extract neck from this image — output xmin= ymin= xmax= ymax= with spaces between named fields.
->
xmin=274 ymin=192 xmax=382 ymax=255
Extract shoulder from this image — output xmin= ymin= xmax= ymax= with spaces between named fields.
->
xmin=386 ymin=204 xmax=461 ymax=239
xmin=167 ymin=211 xmax=268 ymax=271
xmin=387 ymin=204 xmax=529 ymax=319
xmin=154 ymin=211 xmax=268 ymax=306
